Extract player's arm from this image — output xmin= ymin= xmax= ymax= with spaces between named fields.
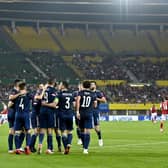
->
xmin=35 ymin=84 xmax=48 ymax=100
xmin=7 ymin=101 xmax=14 ymax=108
xmin=42 ymin=97 xmax=59 ymax=108
xmin=97 ymin=92 xmax=107 ymax=103
xmin=9 ymin=90 xmax=26 ymax=101
xmin=72 ymin=95 xmax=76 ymax=108
xmin=76 ymin=95 xmax=81 ymax=119
xmin=73 ymin=101 xmax=76 ymax=108
xmin=94 ymin=100 xmax=98 ymax=108
xmin=97 ymin=96 xmax=107 ymax=103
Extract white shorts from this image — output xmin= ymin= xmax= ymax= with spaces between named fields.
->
xmin=161 ymin=114 xmax=168 ymax=121
xmin=151 ymin=113 xmax=157 ymax=120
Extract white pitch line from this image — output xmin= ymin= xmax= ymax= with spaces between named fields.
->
xmin=89 ymin=141 xmax=168 ymax=149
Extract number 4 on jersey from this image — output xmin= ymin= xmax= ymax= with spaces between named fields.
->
xmin=19 ymin=98 xmax=24 ymax=110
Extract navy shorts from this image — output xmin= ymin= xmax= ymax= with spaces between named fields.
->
xmin=79 ymin=115 xmax=94 ymax=129
xmin=40 ymin=109 xmax=55 ymax=129
xmin=31 ymin=113 xmax=40 ymax=129
xmin=14 ymin=113 xmax=30 ymax=131
xmin=93 ymin=112 xmax=100 ymax=126
xmin=7 ymin=108 xmax=15 ymax=128
xmin=58 ymin=115 xmax=73 ymax=131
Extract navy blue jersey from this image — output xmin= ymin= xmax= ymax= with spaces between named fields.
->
xmin=41 ymin=86 xmax=56 ymax=111
xmin=15 ymin=93 xmax=31 ymax=114
xmin=43 ymin=86 xmax=56 ymax=103
xmin=78 ymin=90 xmax=96 ymax=116
xmin=57 ymin=90 xmax=75 ymax=116
xmin=9 ymin=88 xmax=19 ymax=110
xmin=32 ymin=89 xmax=43 ymax=114
xmin=73 ymin=90 xmax=79 ymax=99
xmin=93 ymin=90 xmax=104 ymax=109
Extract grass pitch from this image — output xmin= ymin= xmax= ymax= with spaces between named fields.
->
xmin=0 ymin=121 xmax=168 ymax=168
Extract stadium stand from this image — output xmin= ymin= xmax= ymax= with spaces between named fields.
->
xmin=101 ymin=30 xmax=155 ymax=54
xmin=51 ymin=28 xmax=107 ymax=53
xmin=104 ymin=83 xmax=167 ymax=103
xmin=27 ymin=52 xmax=79 ymax=82
xmin=0 ymin=52 xmax=42 ymax=84
xmin=5 ymin=27 xmax=60 ymax=52
xmin=0 ymin=39 xmax=10 ymax=52
xmin=62 ymin=55 xmax=85 ymax=79
xmin=149 ymin=30 xmax=168 ymax=55
xmin=71 ymin=55 xmax=130 ymax=80
xmin=123 ymin=56 xmax=168 ymax=82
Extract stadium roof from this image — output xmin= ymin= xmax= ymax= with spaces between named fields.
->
xmin=0 ymin=0 xmax=168 ymax=27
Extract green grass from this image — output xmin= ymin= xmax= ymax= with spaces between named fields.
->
xmin=0 ymin=121 xmax=168 ymax=168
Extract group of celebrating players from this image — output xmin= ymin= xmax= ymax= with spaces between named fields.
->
xmin=7 ymin=79 xmax=106 ymax=155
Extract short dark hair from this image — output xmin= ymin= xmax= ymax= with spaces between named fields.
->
xmin=18 ymin=82 xmax=26 ymax=90
xmin=14 ymin=79 xmax=21 ymax=86
xmin=48 ymin=78 xmax=56 ymax=85
xmin=165 ymin=96 xmax=168 ymax=100
xmin=82 ymin=81 xmax=91 ymax=89
xmin=62 ymin=81 xmax=69 ymax=89
xmin=90 ymin=81 xmax=96 ymax=85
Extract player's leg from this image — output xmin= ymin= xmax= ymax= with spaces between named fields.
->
xmin=154 ymin=113 xmax=157 ymax=124
xmin=7 ymin=112 xmax=15 ymax=153
xmin=79 ymin=116 xmax=91 ymax=154
xmin=24 ymin=129 xmax=31 ymax=155
xmin=8 ymin=128 xmax=15 ymax=153
xmin=95 ymin=125 xmax=103 ymax=146
xmin=38 ymin=112 xmax=46 ymax=154
xmin=61 ymin=130 xmax=68 ymax=154
xmin=78 ymin=118 xmax=85 ymax=148
xmin=160 ymin=121 xmax=164 ymax=132
xmin=30 ymin=114 xmax=39 ymax=152
xmin=59 ymin=117 xmax=67 ymax=153
xmin=54 ymin=114 xmax=62 ymax=152
xmin=66 ymin=116 xmax=73 ymax=154
xmin=46 ymin=128 xmax=54 ymax=154
xmin=23 ymin=114 xmax=31 ymax=155
xmin=83 ymin=117 xmax=94 ymax=154
xmin=83 ymin=128 xmax=91 ymax=154
xmin=14 ymin=130 xmax=22 ymax=154
xmin=54 ymin=129 xmax=62 ymax=152
xmin=94 ymin=112 xmax=103 ymax=146
xmin=30 ymin=128 xmax=38 ymax=152
xmin=14 ymin=116 xmax=23 ymax=154
xmin=151 ymin=113 xmax=155 ymax=123
xmin=18 ymin=129 xmax=25 ymax=152
xmin=75 ymin=116 xmax=82 ymax=145
xmin=38 ymin=128 xmax=45 ymax=154
xmin=46 ymin=111 xmax=54 ymax=154
xmin=160 ymin=115 xmax=165 ymax=132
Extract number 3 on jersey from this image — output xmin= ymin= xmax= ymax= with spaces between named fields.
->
xmin=65 ymin=97 xmax=70 ymax=109
xmin=81 ymin=96 xmax=91 ymax=107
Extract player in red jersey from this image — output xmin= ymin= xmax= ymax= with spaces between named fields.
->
xmin=160 ymin=97 xmax=168 ymax=132
xmin=150 ymin=104 xmax=157 ymax=124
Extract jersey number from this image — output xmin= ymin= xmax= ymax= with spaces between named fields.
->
xmin=19 ymin=98 xmax=24 ymax=110
xmin=44 ymin=92 xmax=49 ymax=103
xmin=81 ymin=96 xmax=91 ymax=108
xmin=65 ymin=97 xmax=70 ymax=109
